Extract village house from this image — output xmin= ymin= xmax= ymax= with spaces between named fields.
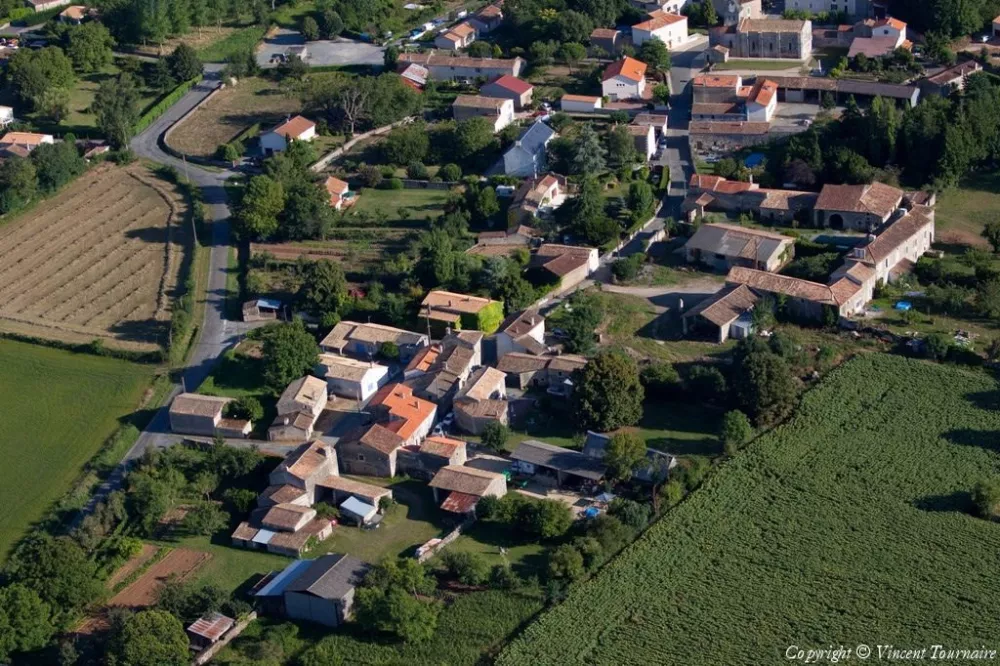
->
xmin=58 ymin=4 xmax=89 ymax=23
xmin=631 ymin=10 xmax=688 ymax=48
xmin=264 ymin=440 xmax=339 ymax=507
xmin=684 ymin=223 xmax=795 ymax=273
xmin=0 ymin=107 xmax=14 ymax=129
xmin=454 ymin=366 xmax=509 ymax=434
xmin=602 ymin=56 xmax=648 ymax=101
xmin=848 ymin=17 xmax=909 ymax=58
xmin=397 ymin=435 xmax=468 ymax=481
xmin=434 ymin=21 xmax=477 ymax=50
xmin=398 ymin=62 xmax=428 ymax=90
xmin=0 ymin=131 xmax=53 ymax=158
xmin=253 ymin=555 xmax=370 ymax=627
xmin=503 ymin=120 xmax=556 ymax=177
xmin=918 ymin=60 xmax=982 ymax=97
xmin=496 ymin=353 xmax=588 ymax=396
xmin=259 ymin=116 xmax=316 ymax=155
xmin=632 ymin=113 xmax=669 ymax=138
xmin=320 ymin=320 xmax=429 ymax=362
xmin=335 ymin=424 xmax=407 ymax=478
xmin=496 ymin=309 xmax=547 ymax=359
xmin=684 ymin=204 xmax=934 ymax=341
xmin=590 ymin=27 xmax=623 ymax=55
xmin=765 ymin=75 xmax=920 ymax=108
xmin=510 ymin=439 xmax=607 ymax=489
xmin=481 ymin=75 xmax=534 ymax=109
xmin=714 ymin=0 xmax=763 ymax=25
xmin=785 ymin=0 xmax=867 ymax=18
xmin=508 ymin=173 xmax=568 ymax=226
xmin=168 ymin=393 xmax=252 ymax=438
xmin=315 ymin=353 xmax=389 ymax=401
xmin=26 ymin=0 xmax=71 ymax=11
xmin=688 ymin=120 xmax=771 ymax=158
xmin=530 ymin=244 xmax=600 ymax=294
xmin=323 ymin=176 xmax=355 ymax=210
xmin=403 ymin=331 xmax=482 ymax=409
xmin=747 ymin=79 xmax=778 ymax=121
xmin=813 ymin=181 xmax=904 ymax=231
xmin=560 ymin=93 xmax=603 ymax=113
xmin=397 ymin=52 xmax=524 ymax=81
xmin=368 ymin=383 xmax=438 ymax=448
xmin=268 ymin=376 xmax=328 ymax=442
xmin=452 ymin=95 xmax=515 ymax=132
xmin=628 ymin=123 xmax=656 ymax=161
xmin=428 ymin=464 xmax=507 ymax=514
xmin=468 ymin=3 xmax=503 ymax=33
xmin=710 ymin=18 xmax=812 ymax=60
xmin=684 ymin=174 xmax=819 ymax=224
xmin=420 ymin=290 xmax=504 ymax=334
xmin=994 ymin=13 xmax=1000 ymax=37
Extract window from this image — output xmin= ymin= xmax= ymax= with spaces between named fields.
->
xmin=357 ymin=454 xmax=366 ymax=461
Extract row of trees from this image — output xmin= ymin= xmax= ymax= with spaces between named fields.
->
xmin=768 ymin=74 xmax=1000 ymax=192
xmin=99 ymin=0 xmax=265 ymax=48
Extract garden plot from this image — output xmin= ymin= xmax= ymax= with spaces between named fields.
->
xmin=0 ymin=164 xmax=189 ymax=352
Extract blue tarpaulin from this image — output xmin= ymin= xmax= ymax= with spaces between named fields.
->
xmin=894 ymin=301 xmax=912 ymax=311
xmin=583 ymin=507 xmax=600 ymax=519
xmin=744 ymin=153 xmax=765 ymax=167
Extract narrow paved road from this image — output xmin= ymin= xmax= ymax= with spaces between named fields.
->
xmin=662 ymin=35 xmax=708 ymax=218
xmin=80 ymin=67 xmax=246 ymax=517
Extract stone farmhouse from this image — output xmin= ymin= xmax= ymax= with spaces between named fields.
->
xmin=684 ymin=174 xmax=819 ymax=224
xmin=168 ymin=393 xmax=252 ymax=438
xmin=496 ymin=353 xmax=588 ymax=397
xmin=684 ymin=223 xmax=795 ymax=273
xmin=320 ymin=320 xmax=429 ymax=363
xmin=683 ymin=199 xmax=935 ymax=342
xmin=529 ymin=244 xmax=600 ymax=295
xmin=397 ymin=52 xmax=525 ymax=81
xmin=454 ymin=366 xmax=509 ymax=434
xmin=268 ymin=376 xmax=328 ymax=442
xmin=403 ymin=331 xmax=483 ymax=410
xmin=434 ymin=21 xmax=477 ymax=50
xmin=420 ymin=290 xmax=504 ymax=335
xmin=481 ymin=75 xmax=534 ymax=109
xmin=397 ymin=435 xmax=468 ymax=482
xmin=710 ymin=18 xmax=812 ymax=60
xmin=813 ymin=181 xmax=904 ymax=231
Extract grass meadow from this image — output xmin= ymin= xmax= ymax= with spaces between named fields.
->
xmin=499 ymin=354 xmax=1000 ymax=665
xmin=0 ymin=339 xmax=151 ymax=558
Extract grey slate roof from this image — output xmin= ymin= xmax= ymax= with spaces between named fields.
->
xmin=506 ymin=120 xmax=556 ymax=160
xmin=511 ymin=439 xmax=607 ymax=481
xmin=285 ymin=554 xmax=371 ymax=600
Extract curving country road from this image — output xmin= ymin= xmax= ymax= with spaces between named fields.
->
xmin=80 ymin=67 xmax=248 ymax=516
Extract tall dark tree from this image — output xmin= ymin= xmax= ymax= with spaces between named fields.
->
xmin=574 ymin=349 xmax=644 ymax=431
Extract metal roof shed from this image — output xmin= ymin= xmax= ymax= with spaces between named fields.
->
xmin=510 ymin=439 xmax=607 ymax=486
xmin=340 ymin=496 xmax=378 ymax=525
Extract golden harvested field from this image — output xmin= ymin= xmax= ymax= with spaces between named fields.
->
xmin=0 ymin=164 xmax=189 ymax=352
xmin=167 ymin=76 xmax=301 ymax=157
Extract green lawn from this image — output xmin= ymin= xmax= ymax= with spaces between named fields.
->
xmin=935 ymin=171 xmax=1000 ymax=247
xmin=198 ymin=346 xmax=277 ymax=437
xmin=349 ymin=187 xmax=453 ymax=226
xmin=499 ymin=354 xmax=1000 ymax=664
xmin=196 ymin=25 xmax=267 ymax=62
xmin=445 ymin=522 xmax=547 ymax=577
xmin=0 ymin=339 xmax=152 ymax=558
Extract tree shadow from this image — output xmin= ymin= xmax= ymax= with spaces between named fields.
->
xmin=124 ymin=225 xmax=172 ymax=244
xmin=912 ymin=490 xmax=974 ymax=515
xmin=107 ymin=318 xmax=167 ymax=345
xmin=942 ymin=428 xmax=1000 ymax=455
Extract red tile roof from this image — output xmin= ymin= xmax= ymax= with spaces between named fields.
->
xmin=633 ymin=11 xmax=686 ymax=32
xmin=488 ymin=74 xmax=532 ymax=95
xmin=603 ymin=56 xmax=647 ymax=83
xmin=271 ymin=115 xmax=315 ymax=139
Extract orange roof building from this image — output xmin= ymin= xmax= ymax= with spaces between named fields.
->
xmin=369 ymin=383 xmax=437 ymax=445
xmin=602 ymin=56 xmax=647 ymax=83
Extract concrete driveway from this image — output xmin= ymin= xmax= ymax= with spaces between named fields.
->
xmin=257 ymin=28 xmax=385 ymax=69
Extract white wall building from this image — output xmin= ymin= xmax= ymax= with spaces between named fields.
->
xmin=315 ymin=354 xmax=390 ymax=401
xmin=631 ymin=12 xmax=688 ymax=48
xmin=601 ymin=56 xmax=648 ymax=101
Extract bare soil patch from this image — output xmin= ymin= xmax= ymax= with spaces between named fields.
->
xmin=105 ymin=543 xmax=160 ymax=590
xmin=167 ymin=76 xmax=301 ymax=158
xmin=109 ymin=548 xmax=211 ymax=609
xmin=0 ymin=164 xmax=189 ymax=351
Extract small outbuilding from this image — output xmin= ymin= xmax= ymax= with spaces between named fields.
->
xmin=339 ymin=496 xmax=379 ymax=527
xmin=187 ymin=612 xmax=235 ymax=651
xmin=510 ymin=439 xmax=606 ymax=488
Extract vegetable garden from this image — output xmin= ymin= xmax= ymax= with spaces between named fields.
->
xmin=499 ymin=354 xmax=1000 ymax=665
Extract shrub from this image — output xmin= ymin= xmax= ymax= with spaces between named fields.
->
xmin=611 ymin=253 xmax=644 ymax=282
xmin=441 ymin=551 xmax=490 ymax=585
xmin=641 ymin=361 xmax=681 ymax=398
xmin=439 ymin=163 xmax=462 ymax=181
xmin=685 ymin=365 xmax=727 ymax=401
xmin=972 ymin=478 xmax=1000 ymax=520
xmin=608 ymin=498 xmax=651 ymax=529
xmin=547 ymin=544 xmax=585 ymax=581
xmin=357 ymin=164 xmax=383 ymax=188
xmin=225 ymin=396 xmax=263 ymax=422
xmin=406 ymin=161 xmax=429 ymax=179
xmin=382 ymin=177 xmax=404 ymax=190
xmin=481 ymin=421 xmax=511 ymax=452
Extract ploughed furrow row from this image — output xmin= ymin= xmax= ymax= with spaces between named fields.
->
xmin=0 ymin=201 xmax=166 ymax=305
xmin=83 ymin=282 xmax=162 ymax=332
xmin=0 ymin=190 xmax=150 ymax=290
xmin=62 ymin=260 xmax=159 ymax=326
xmin=0 ymin=176 xmax=136 ymax=262
xmin=25 ymin=244 xmax=163 ymax=322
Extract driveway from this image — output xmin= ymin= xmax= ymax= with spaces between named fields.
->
xmin=256 ymin=28 xmax=385 ymax=69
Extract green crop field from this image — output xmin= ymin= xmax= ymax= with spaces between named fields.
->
xmin=499 ymin=354 xmax=1000 ymax=665
xmin=0 ymin=339 xmax=151 ymax=558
